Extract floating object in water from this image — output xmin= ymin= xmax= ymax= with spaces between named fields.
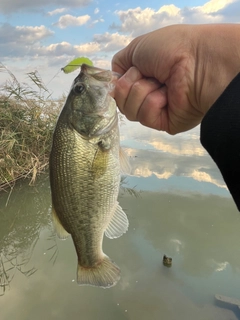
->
xmin=163 ymin=254 xmax=172 ymax=267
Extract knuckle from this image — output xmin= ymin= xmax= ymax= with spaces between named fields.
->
xmin=131 ymin=81 xmax=144 ymax=95
xmin=116 ymin=77 xmax=131 ymax=92
xmin=144 ymin=92 xmax=158 ymax=106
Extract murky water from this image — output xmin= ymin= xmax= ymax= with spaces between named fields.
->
xmin=1 ymin=121 xmax=240 ymax=320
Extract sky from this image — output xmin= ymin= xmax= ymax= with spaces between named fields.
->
xmin=0 ymin=0 xmax=239 ymax=97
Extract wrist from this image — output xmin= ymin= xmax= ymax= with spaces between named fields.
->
xmin=194 ymin=24 xmax=240 ymax=114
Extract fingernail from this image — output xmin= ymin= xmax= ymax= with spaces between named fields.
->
xmin=124 ymin=67 xmax=141 ymax=83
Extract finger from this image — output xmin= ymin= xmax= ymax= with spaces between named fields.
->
xmin=113 ymin=67 xmax=143 ymax=114
xmin=123 ymin=78 xmax=162 ymax=121
xmin=137 ymin=86 xmax=169 ymax=132
xmin=111 ymin=54 xmax=127 ymax=75
xmin=112 ymin=37 xmax=141 ymax=73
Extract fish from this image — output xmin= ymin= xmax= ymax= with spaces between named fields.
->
xmin=49 ymin=64 xmax=129 ymax=288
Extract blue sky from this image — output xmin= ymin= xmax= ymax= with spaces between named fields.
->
xmin=0 ymin=0 xmax=239 ymax=97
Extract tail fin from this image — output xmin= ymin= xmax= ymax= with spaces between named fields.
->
xmin=77 ymin=255 xmax=120 ymax=288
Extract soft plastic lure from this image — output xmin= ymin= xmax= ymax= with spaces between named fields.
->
xmin=61 ymin=57 xmax=93 ymax=74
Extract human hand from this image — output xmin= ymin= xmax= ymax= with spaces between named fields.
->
xmin=112 ymin=24 xmax=240 ymax=134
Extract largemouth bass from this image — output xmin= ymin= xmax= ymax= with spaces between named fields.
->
xmin=49 ymin=64 xmax=129 ymax=288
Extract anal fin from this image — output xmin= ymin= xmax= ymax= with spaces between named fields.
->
xmin=105 ymin=202 xmax=129 ymax=239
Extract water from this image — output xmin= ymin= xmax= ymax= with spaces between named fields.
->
xmin=1 ymin=121 xmax=240 ymax=320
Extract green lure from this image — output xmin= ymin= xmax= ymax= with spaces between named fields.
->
xmin=61 ymin=57 xmax=93 ymax=74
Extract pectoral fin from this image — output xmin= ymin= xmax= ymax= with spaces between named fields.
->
xmin=105 ymin=202 xmax=129 ymax=239
xmin=92 ymin=146 xmax=109 ymax=179
xmin=52 ymin=206 xmax=70 ymax=240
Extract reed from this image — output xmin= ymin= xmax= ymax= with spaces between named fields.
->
xmin=0 ymin=64 xmax=63 ymax=191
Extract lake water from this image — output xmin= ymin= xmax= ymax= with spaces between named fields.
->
xmin=1 ymin=120 xmax=240 ymax=320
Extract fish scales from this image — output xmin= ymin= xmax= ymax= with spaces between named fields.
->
xmin=51 ymin=123 xmax=119 ymax=247
xmin=49 ymin=64 xmax=129 ymax=288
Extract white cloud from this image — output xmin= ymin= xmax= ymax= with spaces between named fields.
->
xmin=74 ymin=42 xmax=100 ymax=54
xmin=16 ymin=25 xmax=54 ymax=43
xmin=0 ymin=24 xmax=54 ymax=57
xmin=158 ymin=4 xmax=180 ymax=16
xmin=0 ymin=0 xmax=92 ymax=14
xmin=113 ymin=5 xmax=182 ymax=36
xmin=91 ymin=18 xmax=105 ymax=25
xmin=93 ymin=32 xmax=132 ymax=52
xmin=113 ymin=0 xmax=239 ymax=37
xmin=44 ymin=42 xmax=75 ymax=55
xmin=0 ymin=24 xmax=54 ymax=44
xmin=94 ymin=8 xmax=99 ymax=14
xmin=54 ymin=14 xmax=91 ymax=29
xmin=198 ymin=0 xmax=237 ymax=13
xmin=47 ymin=8 xmax=68 ymax=16
xmin=36 ymin=41 xmax=100 ymax=57
xmin=0 ymin=23 xmax=127 ymax=60
xmin=91 ymin=58 xmax=111 ymax=69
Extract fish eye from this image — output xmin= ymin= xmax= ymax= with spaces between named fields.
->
xmin=73 ymin=83 xmax=85 ymax=95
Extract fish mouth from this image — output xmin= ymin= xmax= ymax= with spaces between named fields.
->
xmin=71 ymin=64 xmax=118 ymax=97
xmin=81 ymin=64 xmax=107 ymax=75
xmin=80 ymin=64 xmax=121 ymax=90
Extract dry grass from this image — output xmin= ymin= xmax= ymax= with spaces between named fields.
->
xmin=0 ymin=64 xmax=63 ymax=191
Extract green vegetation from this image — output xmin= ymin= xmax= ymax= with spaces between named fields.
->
xmin=0 ymin=64 xmax=62 ymax=191
xmin=0 ymin=62 xmax=131 ymax=194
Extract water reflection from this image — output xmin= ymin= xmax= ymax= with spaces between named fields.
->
xmin=121 ymin=121 xmax=228 ymax=195
xmin=0 ymin=177 xmax=56 ymax=296
xmin=0 ymin=122 xmax=240 ymax=320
